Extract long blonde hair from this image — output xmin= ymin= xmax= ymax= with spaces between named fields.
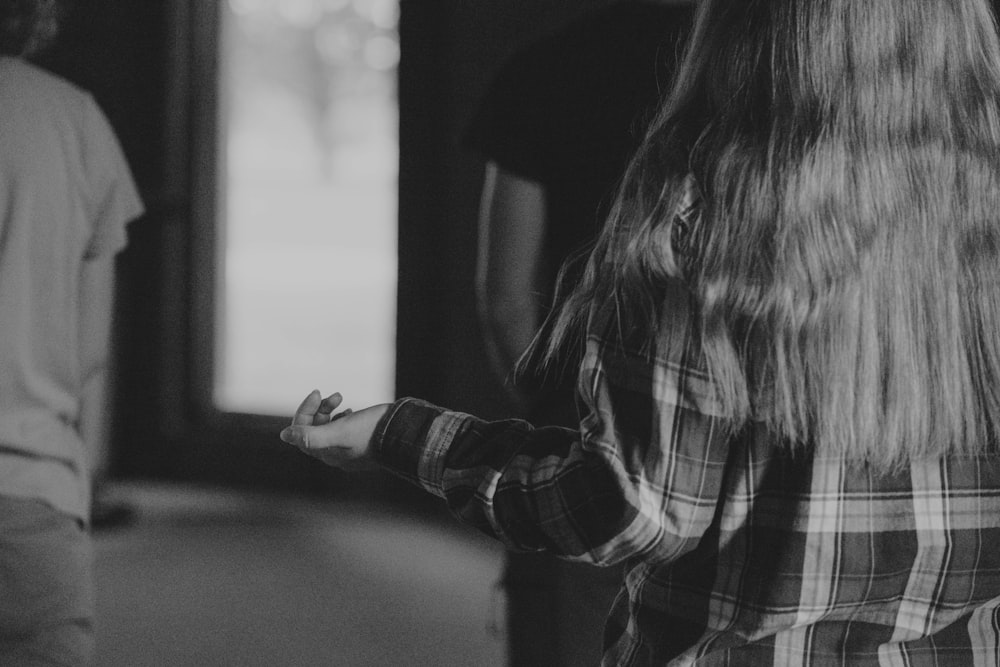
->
xmin=541 ymin=0 xmax=1000 ymax=469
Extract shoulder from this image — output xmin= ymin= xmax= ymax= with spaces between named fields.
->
xmin=0 ymin=58 xmax=97 ymax=172
xmin=0 ymin=56 xmax=90 ymax=106
xmin=0 ymin=56 xmax=98 ymax=143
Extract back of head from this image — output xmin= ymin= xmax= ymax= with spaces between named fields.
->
xmin=555 ymin=0 xmax=1000 ymax=469
xmin=0 ymin=0 xmax=63 ymax=57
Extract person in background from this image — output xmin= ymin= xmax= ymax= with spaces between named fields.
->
xmin=281 ymin=0 xmax=1000 ymax=664
xmin=0 ymin=0 xmax=144 ymax=663
xmin=465 ymin=2 xmax=695 ymax=664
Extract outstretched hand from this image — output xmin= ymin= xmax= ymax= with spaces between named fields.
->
xmin=279 ymin=390 xmax=389 ymax=471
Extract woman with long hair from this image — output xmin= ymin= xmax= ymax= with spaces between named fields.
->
xmin=281 ymin=0 xmax=1000 ymax=663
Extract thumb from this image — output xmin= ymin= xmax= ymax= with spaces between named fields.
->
xmin=279 ymin=425 xmax=311 ymax=449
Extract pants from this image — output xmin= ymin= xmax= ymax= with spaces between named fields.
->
xmin=504 ymin=393 xmax=625 ymax=666
xmin=0 ymin=497 xmax=94 ymax=666
xmin=504 ymin=551 xmax=624 ymax=667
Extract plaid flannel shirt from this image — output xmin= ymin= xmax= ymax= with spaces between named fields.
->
xmin=371 ymin=187 xmax=1000 ymax=665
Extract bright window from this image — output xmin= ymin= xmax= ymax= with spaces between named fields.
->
xmin=216 ymin=0 xmax=398 ymax=415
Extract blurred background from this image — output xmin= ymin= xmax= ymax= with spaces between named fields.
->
xmin=31 ymin=0 xmax=612 ymax=664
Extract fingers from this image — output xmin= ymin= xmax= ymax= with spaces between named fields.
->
xmin=280 ymin=402 xmax=388 ymax=472
xmin=280 ymin=399 xmax=350 ymax=449
xmin=285 ymin=389 xmax=349 ymax=452
xmin=280 ymin=423 xmax=343 ymax=452
xmin=314 ymin=393 xmax=344 ymax=425
xmin=291 ymin=390 xmax=323 ymax=426
xmin=291 ymin=390 xmax=349 ymax=427
xmin=278 ymin=426 xmax=327 ymax=454
xmin=278 ymin=421 xmax=352 ymax=460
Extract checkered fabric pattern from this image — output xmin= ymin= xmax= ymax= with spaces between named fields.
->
xmin=372 ymin=187 xmax=1000 ymax=665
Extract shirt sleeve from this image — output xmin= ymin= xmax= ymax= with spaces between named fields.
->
xmin=372 ymin=279 xmax=732 ymax=566
xmin=80 ymin=94 xmax=145 ymax=259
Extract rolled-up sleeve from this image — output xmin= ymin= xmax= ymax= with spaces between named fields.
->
xmin=373 ymin=280 xmax=731 ymax=565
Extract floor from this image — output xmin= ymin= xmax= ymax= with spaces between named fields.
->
xmin=92 ymin=483 xmax=507 ymax=667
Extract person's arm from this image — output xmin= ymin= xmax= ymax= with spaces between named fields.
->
xmin=475 ymin=161 xmax=548 ymax=406
xmin=280 ymin=280 xmax=730 ymax=566
xmin=77 ymin=255 xmax=116 ymax=473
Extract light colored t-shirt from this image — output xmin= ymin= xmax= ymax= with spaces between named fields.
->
xmin=0 ymin=56 xmax=144 ymax=522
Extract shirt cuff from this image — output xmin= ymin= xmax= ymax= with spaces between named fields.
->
xmin=371 ymin=397 xmax=470 ymax=498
